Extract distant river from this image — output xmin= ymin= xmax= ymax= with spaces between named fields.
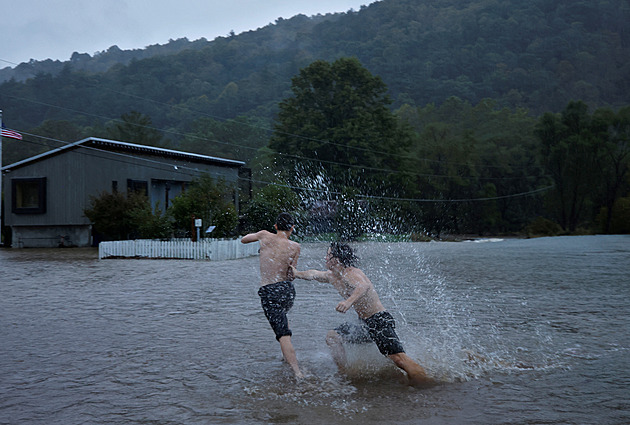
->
xmin=1 ymin=235 xmax=629 ymax=424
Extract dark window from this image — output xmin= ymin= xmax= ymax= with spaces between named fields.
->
xmin=112 ymin=180 xmax=118 ymax=193
xmin=127 ymin=179 xmax=148 ymax=196
xmin=12 ymin=177 xmax=47 ymax=214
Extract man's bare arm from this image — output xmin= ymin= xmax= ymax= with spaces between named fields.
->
xmin=241 ymin=230 xmax=268 ymax=244
xmin=290 ymin=266 xmax=331 ymax=283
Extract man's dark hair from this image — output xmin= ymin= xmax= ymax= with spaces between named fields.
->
xmin=329 ymin=242 xmax=358 ymax=267
xmin=275 ymin=212 xmax=295 ymax=231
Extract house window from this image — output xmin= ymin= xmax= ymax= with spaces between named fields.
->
xmin=127 ymin=179 xmax=148 ymax=196
xmin=12 ymin=177 xmax=47 ymax=214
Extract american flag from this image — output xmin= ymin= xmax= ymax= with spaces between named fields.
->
xmin=1 ymin=123 xmax=22 ymax=140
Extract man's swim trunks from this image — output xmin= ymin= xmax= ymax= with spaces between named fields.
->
xmin=258 ymin=281 xmax=296 ymax=340
xmin=334 ymin=311 xmax=405 ymax=356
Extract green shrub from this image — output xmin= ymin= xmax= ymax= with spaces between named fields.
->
xmin=168 ymin=174 xmax=238 ymax=238
xmin=84 ymin=191 xmax=170 ymax=240
xmin=525 ymin=216 xmax=563 ymax=237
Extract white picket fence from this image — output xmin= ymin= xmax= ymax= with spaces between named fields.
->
xmin=98 ymin=239 xmax=259 ymax=260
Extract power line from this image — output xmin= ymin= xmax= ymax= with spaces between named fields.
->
xmin=4 ymin=132 xmax=233 ymax=181
xmin=6 ymin=132 xmax=553 ymax=204
xmin=0 ymin=56 xmax=537 ymax=171
xmin=246 ymin=176 xmax=555 ymax=203
xmin=2 ymin=93 xmax=538 ymax=182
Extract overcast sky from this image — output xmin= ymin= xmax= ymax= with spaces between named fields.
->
xmin=1 ymin=0 xmax=377 ymax=67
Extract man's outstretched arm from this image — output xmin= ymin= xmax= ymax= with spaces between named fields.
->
xmin=290 ymin=266 xmax=331 ymax=283
xmin=241 ymin=230 xmax=268 ymax=244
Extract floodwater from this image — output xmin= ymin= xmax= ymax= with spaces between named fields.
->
xmin=1 ymin=235 xmax=629 ymax=424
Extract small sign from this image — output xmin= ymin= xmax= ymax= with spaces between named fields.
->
xmin=205 ymin=226 xmax=216 ymax=234
xmin=194 ymin=219 xmax=202 ymax=227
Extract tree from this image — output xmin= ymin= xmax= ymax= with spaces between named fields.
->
xmin=535 ymin=101 xmax=601 ymax=232
xmin=269 ymin=57 xmax=412 ymax=194
xmin=400 ymin=97 xmax=544 ymax=236
xmin=106 ymin=111 xmax=163 ymax=146
xmin=168 ymin=174 xmax=238 ymax=238
xmin=182 ymin=115 xmax=268 ymax=162
xmin=591 ymin=106 xmax=630 ymax=233
xmin=239 ymin=183 xmax=303 ymax=234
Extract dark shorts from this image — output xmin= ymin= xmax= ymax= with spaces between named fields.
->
xmin=258 ymin=281 xmax=296 ymax=341
xmin=334 ymin=311 xmax=405 ymax=356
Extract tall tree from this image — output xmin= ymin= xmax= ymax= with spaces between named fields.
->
xmin=269 ymin=57 xmax=412 ymax=194
xmin=536 ymin=101 xmax=601 ymax=231
xmin=106 ymin=111 xmax=163 ymax=146
xmin=592 ymin=106 xmax=630 ymax=232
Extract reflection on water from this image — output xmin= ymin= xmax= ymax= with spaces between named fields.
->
xmin=1 ymin=235 xmax=629 ymax=424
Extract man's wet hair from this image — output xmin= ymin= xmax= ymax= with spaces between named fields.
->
xmin=275 ymin=212 xmax=295 ymax=231
xmin=329 ymin=242 xmax=358 ymax=267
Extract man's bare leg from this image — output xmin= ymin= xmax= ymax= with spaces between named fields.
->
xmin=388 ymin=352 xmax=435 ymax=386
xmin=325 ymin=330 xmax=348 ymax=372
xmin=278 ymin=335 xmax=303 ymax=379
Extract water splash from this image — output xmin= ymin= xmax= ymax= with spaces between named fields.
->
xmin=286 ymin=168 xmax=555 ymax=383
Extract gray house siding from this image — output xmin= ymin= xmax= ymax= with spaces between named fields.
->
xmin=2 ymin=138 xmax=244 ymax=248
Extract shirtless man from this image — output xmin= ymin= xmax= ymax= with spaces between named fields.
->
xmin=241 ymin=212 xmax=303 ymax=378
xmin=290 ymin=242 xmax=433 ymax=386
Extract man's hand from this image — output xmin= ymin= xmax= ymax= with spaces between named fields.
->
xmin=287 ymin=265 xmax=295 ymax=281
xmin=336 ymin=300 xmax=352 ymax=313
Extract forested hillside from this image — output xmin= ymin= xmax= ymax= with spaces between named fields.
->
xmin=1 ymin=0 xmax=627 ymax=135
xmin=0 ymin=37 xmax=212 ymax=84
xmin=1 ymin=0 xmax=629 ymax=236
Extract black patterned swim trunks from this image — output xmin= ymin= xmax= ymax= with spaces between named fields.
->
xmin=258 ymin=281 xmax=295 ymax=340
xmin=334 ymin=311 xmax=405 ymax=356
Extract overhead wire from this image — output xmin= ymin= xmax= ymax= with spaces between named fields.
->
xmin=0 ymin=57 xmax=551 ymax=202
xmin=0 ymin=55 xmax=537 ymax=171
xmin=5 ymin=131 xmax=554 ymax=204
xmin=3 ymin=132 xmax=236 ymax=181
xmin=1 ymin=93 xmax=538 ymax=182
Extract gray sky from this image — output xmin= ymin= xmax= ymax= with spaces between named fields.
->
xmin=1 ymin=0 xmax=376 ymax=67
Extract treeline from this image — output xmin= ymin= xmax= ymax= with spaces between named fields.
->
xmin=261 ymin=58 xmax=630 ymax=237
xmin=397 ymin=98 xmax=630 ymax=236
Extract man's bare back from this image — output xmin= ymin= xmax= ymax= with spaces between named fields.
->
xmin=246 ymin=230 xmax=300 ymax=286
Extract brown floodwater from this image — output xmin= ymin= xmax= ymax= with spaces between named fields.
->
xmin=1 ymin=236 xmax=629 ymax=424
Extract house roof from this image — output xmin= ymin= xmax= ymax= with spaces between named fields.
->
xmin=1 ymin=137 xmax=245 ymax=172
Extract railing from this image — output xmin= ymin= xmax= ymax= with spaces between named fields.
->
xmin=98 ymin=239 xmax=259 ymax=260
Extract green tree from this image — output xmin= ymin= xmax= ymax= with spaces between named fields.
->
xmin=269 ymin=57 xmax=412 ymax=194
xmin=591 ymin=106 xmax=630 ymax=233
xmin=400 ymin=97 xmax=544 ymax=236
xmin=168 ymin=174 xmax=238 ymax=238
xmin=32 ymin=119 xmax=84 ymax=144
xmin=106 ymin=111 xmax=163 ymax=146
xmin=182 ymin=115 xmax=268 ymax=162
xmin=240 ymin=183 xmax=303 ymax=234
xmin=535 ymin=101 xmax=602 ymax=232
